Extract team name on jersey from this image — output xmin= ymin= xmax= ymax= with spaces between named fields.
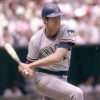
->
xmin=39 ymin=44 xmax=69 ymax=63
xmin=39 ymin=44 xmax=57 ymax=58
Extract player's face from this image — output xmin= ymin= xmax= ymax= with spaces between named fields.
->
xmin=44 ymin=16 xmax=61 ymax=33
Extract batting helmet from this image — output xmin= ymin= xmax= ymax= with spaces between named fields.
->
xmin=42 ymin=3 xmax=64 ymax=18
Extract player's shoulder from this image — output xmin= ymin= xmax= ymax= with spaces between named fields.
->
xmin=59 ymin=24 xmax=76 ymax=38
xmin=60 ymin=24 xmax=75 ymax=33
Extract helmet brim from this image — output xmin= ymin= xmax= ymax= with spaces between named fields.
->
xmin=46 ymin=12 xmax=64 ymax=17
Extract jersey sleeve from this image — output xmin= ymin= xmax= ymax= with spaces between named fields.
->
xmin=57 ymin=25 xmax=76 ymax=49
xmin=59 ymin=27 xmax=75 ymax=46
xmin=27 ymin=37 xmax=39 ymax=62
xmin=57 ymin=42 xmax=72 ymax=49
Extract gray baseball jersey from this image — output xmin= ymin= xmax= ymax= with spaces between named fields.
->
xmin=27 ymin=24 xmax=75 ymax=71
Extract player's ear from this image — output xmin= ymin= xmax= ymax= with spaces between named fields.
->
xmin=43 ymin=17 xmax=48 ymax=25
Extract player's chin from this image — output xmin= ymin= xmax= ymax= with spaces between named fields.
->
xmin=55 ymin=26 xmax=60 ymax=32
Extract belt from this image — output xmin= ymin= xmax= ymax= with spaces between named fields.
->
xmin=36 ymin=68 xmax=68 ymax=76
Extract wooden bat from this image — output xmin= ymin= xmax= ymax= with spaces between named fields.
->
xmin=4 ymin=43 xmax=33 ymax=76
xmin=4 ymin=43 xmax=20 ymax=64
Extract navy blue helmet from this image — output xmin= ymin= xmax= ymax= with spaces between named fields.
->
xmin=42 ymin=3 xmax=64 ymax=18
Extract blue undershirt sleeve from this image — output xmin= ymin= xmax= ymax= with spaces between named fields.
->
xmin=57 ymin=42 xmax=72 ymax=49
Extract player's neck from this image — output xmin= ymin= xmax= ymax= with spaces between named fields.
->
xmin=45 ymin=28 xmax=58 ymax=39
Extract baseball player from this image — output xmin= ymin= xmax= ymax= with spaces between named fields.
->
xmin=19 ymin=3 xmax=84 ymax=100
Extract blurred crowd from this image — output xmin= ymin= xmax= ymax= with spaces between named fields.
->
xmin=78 ymin=75 xmax=100 ymax=100
xmin=0 ymin=0 xmax=100 ymax=47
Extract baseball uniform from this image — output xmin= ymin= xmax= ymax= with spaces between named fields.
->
xmin=26 ymin=24 xmax=83 ymax=100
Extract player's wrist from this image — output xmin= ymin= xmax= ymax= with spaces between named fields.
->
xmin=28 ymin=64 xmax=33 ymax=69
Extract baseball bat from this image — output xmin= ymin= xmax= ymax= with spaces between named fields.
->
xmin=4 ymin=43 xmax=31 ymax=76
xmin=4 ymin=43 xmax=20 ymax=64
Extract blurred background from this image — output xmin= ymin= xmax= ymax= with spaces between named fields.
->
xmin=0 ymin=0 xmax=100 ymax=100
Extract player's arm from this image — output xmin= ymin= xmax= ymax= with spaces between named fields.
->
xmin=29 ymin=47 xmax=67 ymax=68
xmin=28 ymin=43 xmax=73 ymax=69
xmin=18 ymin=43 xmax=71 ymax=76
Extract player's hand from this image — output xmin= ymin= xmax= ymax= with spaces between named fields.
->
xmin=18 ymin=63 xmax=34 ymax=78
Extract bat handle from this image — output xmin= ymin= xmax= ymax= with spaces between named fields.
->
xmin=16 ymin=59 xmax=21 ymax=65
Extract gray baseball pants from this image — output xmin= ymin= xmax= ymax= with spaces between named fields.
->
xmin=34 ymin=72 xmax=84 ymax=100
